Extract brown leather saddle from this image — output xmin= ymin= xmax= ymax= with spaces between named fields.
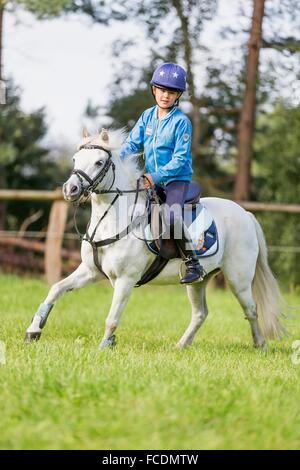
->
xmin=149 ymin=181 xmax=202 ymax=259
xmin=135 ymin=181 xmax=202 ymax=287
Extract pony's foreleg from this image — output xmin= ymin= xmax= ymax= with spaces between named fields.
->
xmin=99 ymin=277 xmax=135 ymax=350
xmin=177 ymin=281 xmax=209 ymax=349
xmin=25 ymin=263 xmax=102 ymax=343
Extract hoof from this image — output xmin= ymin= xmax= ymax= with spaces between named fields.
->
xmin=99 ymin=334 xmax=116 ymax=350
xmin=24 ymin=332 xmax=41 ymax=344
xmin=176 ymin=337 xmax=193 ymax=349
xmin=261 ymin=343 xmax=269 ymax=353
xmin=254 ymin=342 xmax=269 ymax=353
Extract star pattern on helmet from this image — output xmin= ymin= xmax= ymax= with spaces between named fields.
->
xmin=159 ymin=71 xmax=165 ymax=76
xmin=173 ymin=72 xmax=179 ymax=78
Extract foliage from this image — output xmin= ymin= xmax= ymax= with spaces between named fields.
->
xmin=106 ymin=89 xmax=153 ymax=129
xmin=8 ymin=0 xmax=72 ymax=18
xmin=132 ymin=0 xmax=217 ymax=48
xmin=103 ymin=62 xmax=243 ymax=196
xmin=3 ymin=0 xmax=299 ymax=284
xmin=0 ymin=82 xmax=68 ymax=230
xmin=14 ymin=0 xmax=127 ymax=22
xmin=254 ymin=103 xmax=300 ymax=286
xmin=0 ymin=275 xmax=299 ymax=449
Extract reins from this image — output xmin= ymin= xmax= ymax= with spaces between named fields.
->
xmin=71 ymin=145 xmax=148 ymax=273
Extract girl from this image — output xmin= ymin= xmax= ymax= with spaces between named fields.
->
xmin=120 ymin=62 xmax=205 ymax=284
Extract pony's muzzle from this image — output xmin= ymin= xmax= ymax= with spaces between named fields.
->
xmin=63 ymin=180 xmax=81 ymax=201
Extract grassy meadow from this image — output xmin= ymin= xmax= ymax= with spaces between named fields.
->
xmin=0 ymin=274 xmax=299 ymax=450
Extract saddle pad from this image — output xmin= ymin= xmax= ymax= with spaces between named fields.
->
xmin=143 ymin=204 xmax=219 ymax=258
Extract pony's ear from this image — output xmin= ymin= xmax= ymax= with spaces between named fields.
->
xmin=100 ymin=128 xmax=109 ymax=143
xmin=82 ymin=127 xmax=90 ymax=139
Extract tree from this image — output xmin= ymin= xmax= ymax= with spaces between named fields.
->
xmin=0 ymin=82 xmax=67 ymax=230
xmin=233 ymin=0 xmax=300 ymax=201
xmin=4 ymin=0 xmax=219 ymax=161
xmin=0 ymin=0 xmax=125 ymax=79
xmin=77 ymin=0 xmax=298 ymax=206
xmin=0 ymin=1 xmax=6 ymax=228
xmin=0 ymin=0 xmax=123 ymax=230
xmin=234 ymin=0 xmax=265 ymax=201
xmin=149 ymin=0 xmax=217 ymax=155
xmin=78 ymin=0 xmax=217 ymax=156
xmin=15 ymin=0 xmax=126 ymax=21
xmin=262 ymin=0 xmax=300 ymax=54
xmin=253 ymin=103 xmax=300 ymax=286
xmin=101 ymin=61 xmax=245 ymax=197
xmin=0 ymin=1 xmax=4 ymax=80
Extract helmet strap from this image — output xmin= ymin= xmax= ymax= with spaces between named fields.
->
xmin=174 ymin=92 xmax=183 ymax=107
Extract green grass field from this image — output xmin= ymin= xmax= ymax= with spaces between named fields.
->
xmin=0 ymin=274 xmax=299 ymax=450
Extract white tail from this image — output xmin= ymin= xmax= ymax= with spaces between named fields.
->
xmin=249 ymin=213 xmax=286 ymax=339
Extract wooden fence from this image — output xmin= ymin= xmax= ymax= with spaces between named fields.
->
xmin=0 ymin=189 xmax=299 ymax=285
xmin=0 ymin=189 xmax=78 ymax=284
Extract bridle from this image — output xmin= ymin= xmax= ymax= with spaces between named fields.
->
xmin=72 ymin=144 xmax=115 ymax=197
xmin=70 ymin=144 xmax=148 ymax=275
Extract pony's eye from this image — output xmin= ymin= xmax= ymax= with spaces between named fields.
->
xmin=95 ymin=161 xmax=103 ymax=167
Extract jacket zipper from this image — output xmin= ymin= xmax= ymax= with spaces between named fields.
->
xmin=153 ymin=118 xmax=161 ymax=172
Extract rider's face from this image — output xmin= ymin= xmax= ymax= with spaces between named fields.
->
xmin=152 ymin=86 xmax=180 ymax=109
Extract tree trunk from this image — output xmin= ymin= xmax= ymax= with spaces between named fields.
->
xmin=234 ymin=0 xmax=265 ymax=200
xmin=0 ymin=2 xmax=6 ymax=230
xmin=0 ymin=1 xmax=4 ymax=80
xmin=171 ymin=0 xmax=201 ymax=155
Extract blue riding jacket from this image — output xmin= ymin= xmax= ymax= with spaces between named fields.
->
xmin=120 ymin=105 xmax=193 ymax=185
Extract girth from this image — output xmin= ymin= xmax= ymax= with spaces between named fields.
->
xmin=87 ymin=213 xmax=146 ymax=276
xmin=71 ymin=144 xmax=202 ymax=286
xmin=74 ymin=177 xmax=147 ymax=278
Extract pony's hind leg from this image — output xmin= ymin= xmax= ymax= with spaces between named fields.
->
xmin=229 ymin=283 xmax=267 ymax=350
xmin=25 ymin=263 xmax=103 ymax=343
xmin=177 ymin=280 xmax=209 ymax=349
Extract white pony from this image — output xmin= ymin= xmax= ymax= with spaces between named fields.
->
xmin=25 ymin=128 xmax=285 ymax=350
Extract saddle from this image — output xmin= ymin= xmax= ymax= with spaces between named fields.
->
xmin=155 ymin=181 xmax=201 ymax=206
xmin=135 ymin=181 xmax=208 ymax=287
xmin=148 ymin=181 xmax=202 ymax=260
xmin=135 ymin=181 xmax=219 ymax=287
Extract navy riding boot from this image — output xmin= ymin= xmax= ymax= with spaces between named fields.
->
xmin=175 ymin=223 xmax=206 ymax=284
xmin=162 ymin=180 xmax=206 ymax=284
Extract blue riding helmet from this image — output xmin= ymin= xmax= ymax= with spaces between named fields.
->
xmin=150 ymin=63 xmax=187 ymax=92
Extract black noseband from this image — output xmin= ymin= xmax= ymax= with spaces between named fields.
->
xmin=71 ymin=145 xmax=114 ymax=196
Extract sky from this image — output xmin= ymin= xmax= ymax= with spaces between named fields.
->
xmin=4 ymin=11 xmax=146 ymax=144
xmin=4 ymin=0 xmax=298 ymax=147
xmin=3 ymin=1 xmax=245 ymax=146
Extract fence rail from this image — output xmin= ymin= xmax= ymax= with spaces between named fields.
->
xmin=1 ymin=190 xmax=300 ymax=213
xmin=0 ymin=189 xmax=68 ymax=284
xmin=236 ymin=201 xmax=300 ymax=214
xmin=0 ymin=189 xmax=63 ymax=201
xmin=0 ymin=189 xmax=299 ymax=284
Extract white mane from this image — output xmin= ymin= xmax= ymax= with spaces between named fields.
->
xmin=78 ymin=128 xmax=144 ymax=185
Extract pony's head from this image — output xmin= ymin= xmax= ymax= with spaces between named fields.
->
xmin=63 ymin=128 xmax=123 ymax=202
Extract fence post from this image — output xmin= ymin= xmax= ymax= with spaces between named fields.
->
xmin=45 ymin=189 xmax=68 ymax=285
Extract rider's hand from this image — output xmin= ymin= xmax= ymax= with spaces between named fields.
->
xmin=143 ymin=173 xmax=154 ymax=189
